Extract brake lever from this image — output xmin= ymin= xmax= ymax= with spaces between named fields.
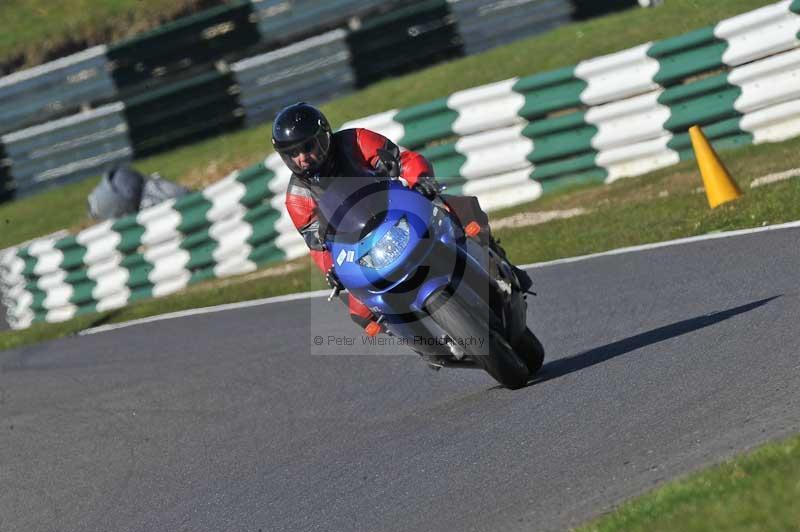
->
xmin=327 ymin=286 xmax=341 ymax=302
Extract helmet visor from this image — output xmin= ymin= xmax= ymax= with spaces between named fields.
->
xmin=276 ymin=136 xmax=328 ymax=176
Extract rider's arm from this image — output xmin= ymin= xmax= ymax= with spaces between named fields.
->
xmin=354 ymin=128 xmax=436 ymax=188
xmin=285 ymin=180 xmax=331 ymax=272
xmin=285 ymin=179 xmax=379 ymax=330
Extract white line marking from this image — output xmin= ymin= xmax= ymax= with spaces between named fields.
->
xmin=79 ymin=220 xmax=800 ymax=336
xmin=519 ymin=219 xmax=800 ymax=269
xmin=750 ymin=167 xmax=800 ymax=188
xmin=79 ymin=289 xmax=331 ymax=336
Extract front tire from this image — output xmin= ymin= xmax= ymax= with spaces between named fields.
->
xmin=427 ymin=291 xmax=529 ymax=388
xmin=515 ymin=328 xmax=545 ymax=375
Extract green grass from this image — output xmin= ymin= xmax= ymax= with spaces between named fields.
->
xmin=578 ymin=433 xmax=800 ymax=531
xmin=0 ymin=0 xmax=777 ymax=249
xmin=491 ymin=137 xmax=800 ymax=264
xmin=0 ymin=0 xmax=222 ymax=72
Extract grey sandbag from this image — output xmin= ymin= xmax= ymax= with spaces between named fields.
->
xmin=139 ymin=174 xmax=189 ymax=210
xmin=87 ymin=165 xmax=145 ymax=220
xmin=87 ymin=166 xmax=190 ymax=220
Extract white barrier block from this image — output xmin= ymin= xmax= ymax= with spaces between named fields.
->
xmin=456 ymin=124 xmax=533 ymax=179
xmin=716 ymin=1 xmax=800 ymax=66
xmin=741 ymin=99 xmax=800 ymax=143
xmin=587 ymin=90 xmax=674 ymax=150
xmin=45 ymin=304 xmax=77 ymax=324
xmin=152 ymin=271 xmax=192 ymax=298
xmin=731 ymin=48 xmax=800 ymax=113
xmin=92 ymin=268 xmax=130 ymax=300
xmin=599 ymin=135 xmax=680 ymax=183
xmin=340 ymin=109 xmax=404 ymax=144
xmin=96 ymin=290 xmax=131 ymax=313
xmin=204 ymin=171 xmax=247 ymax=222
xmin=448 ymin=78 xmax=524 ymax=136
xmin=576 ymin=43 xmax=660 ymax=106
xmin=462 ymin=167 xmax=542 ymax=211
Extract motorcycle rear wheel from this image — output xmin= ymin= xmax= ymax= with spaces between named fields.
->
xmin=427 ymin=291 xmax=529 ymax=388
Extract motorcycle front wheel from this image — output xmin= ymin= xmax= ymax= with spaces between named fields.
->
xmin=515 ymin=327 xmax=545 ymax=375
xmin=427 ymin=290 xmax=529 ymax=389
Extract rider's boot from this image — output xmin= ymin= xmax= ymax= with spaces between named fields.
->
xmin=487 ymin=236 xmax=533 ymax=293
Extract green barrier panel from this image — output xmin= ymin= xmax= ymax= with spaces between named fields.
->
xmin=514 ymin=66 xmax=586 ymax=120
xmin=123 ymin=69 xmax=243 ymax=157
xmin=107 ymin=0 xmax=260 ymax=94
xmin=571 ymin=0 xmax=637 ymax=20
xmin=347 ymin=0 xmax=464 ymax=87
xmin=649 ymin=27 xmax=728 ymax=85
xmin=0 ymin=141 xmax=13 ymax=203
xmin=396 ymin=98 xmax=458 ymax=149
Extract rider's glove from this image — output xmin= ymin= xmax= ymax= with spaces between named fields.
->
xmin=325 ymin=266 xmax=344 ymax=291
xmin=375 ymin=148 xmax=401 ymax=178
xmin=413 ymin=176 xmax=439 ymax=199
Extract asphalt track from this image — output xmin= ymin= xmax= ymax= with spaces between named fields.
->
xmin=1 ymin=227 xmax=799 ymax=531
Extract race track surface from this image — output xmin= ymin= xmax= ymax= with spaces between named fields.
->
xmin=1 ymin=227 xmax=799 ymax=531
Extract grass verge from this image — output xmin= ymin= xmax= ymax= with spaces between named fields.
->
xmin=0 ymin=0 xmax=777 ymax=249
xmin=578 ymin=433 xmax=800 ymax=531
xmin=2 ymin=133 xmax=800 ymax=351
xmin=0 ymin=0 xmax=222 ymax=73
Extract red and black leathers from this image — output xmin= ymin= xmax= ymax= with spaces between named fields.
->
xmin=284 ymin=128 xmax=435 ymax=328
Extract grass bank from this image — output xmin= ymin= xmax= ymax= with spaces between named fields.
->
xmin=0 ymin=0 xmax=777 ymax=249
xmin=578 ymin=433 xmax=800 ymax=531
xmin=0 ymin=0 xmax=222 ymax=73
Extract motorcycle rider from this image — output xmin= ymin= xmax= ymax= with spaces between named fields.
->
xmin=272 ymin=102 xmax=532 ymax=335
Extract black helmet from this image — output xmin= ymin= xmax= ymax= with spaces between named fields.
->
xmin=272 ymin=102 xmax=332 ymax=178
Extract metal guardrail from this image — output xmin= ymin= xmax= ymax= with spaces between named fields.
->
xmin=0 ymin=141 xmax=12 ymax=201
xmin=450 ymin=0 xmax=574 ymax=55
xmin=232 ymin=29 xmax=354 ymax=127
xmin=106 ymin=0 xmax=260 ymax=97
xmin=250 ymin=0 xmax=390 ymax=44
xmin=122 ymin=69 xmax=243 ymax=156
xmin=347 ymin=0 xmax=464 ymax=87
xmin=0 ymin=46 xmax=117 ymax=136
xmin=1 ymin=103 xmax=133 ymax=197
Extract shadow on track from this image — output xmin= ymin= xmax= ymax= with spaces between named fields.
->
xmin=533 ymin=296 xmax=781 ymax=384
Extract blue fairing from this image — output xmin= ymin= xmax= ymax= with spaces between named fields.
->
xmin=326 ymin=180 xmax=494 ymax=338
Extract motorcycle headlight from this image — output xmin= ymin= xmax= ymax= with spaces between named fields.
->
xmin=358 ymin=216 xmax=410 ymax=269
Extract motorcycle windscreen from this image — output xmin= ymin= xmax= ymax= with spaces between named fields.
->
xmin=316 ymin=175 xmax=390 ymax=244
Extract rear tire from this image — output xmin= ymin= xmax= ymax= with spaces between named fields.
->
xmin=427 ymin=291 xmax=529 ymax=388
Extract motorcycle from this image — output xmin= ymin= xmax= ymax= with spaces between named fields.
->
xmin=317 ymin=173 xmax=544 ymax=388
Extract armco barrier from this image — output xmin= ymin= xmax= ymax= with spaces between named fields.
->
xmin=232 ymin=29 xmax=354 ymax=128
xmin=250 ymin=0 xmax=390 ymax=44
xmin=3 ymin=1 xmax=800 ymax=328
xmin=450 ymin=0 xmax=574 ymax=56
xmin=0 ymin=141 xmax=12 ymax=201
xmin=107 ymin=0 xmax=260 ymax=97
xmin=346 ymin=0 xmax=464 ymax=87
xmin=122 ymin=69 xmax=243 ymax=156
xmin=0 ymin=46 xmax=117 ymax=136
xmin=1 ymin=103 xmax=133 ymax=197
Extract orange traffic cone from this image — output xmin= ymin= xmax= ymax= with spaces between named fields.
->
xmin=688 ymin=125 xmax=742 ymax=208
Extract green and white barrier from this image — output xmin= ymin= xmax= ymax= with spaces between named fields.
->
xmin=3 ymin=1 xmax=800 ymax=329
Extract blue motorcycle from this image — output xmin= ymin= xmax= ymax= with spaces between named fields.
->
xmin=317 ymin=173 xmax=544 ymax=388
